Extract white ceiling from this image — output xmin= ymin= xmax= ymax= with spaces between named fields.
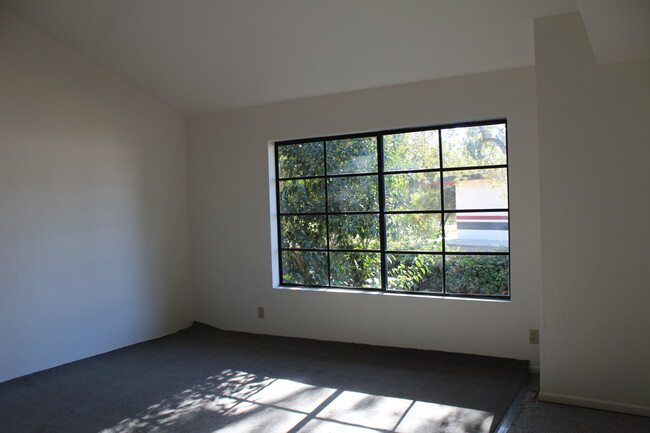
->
xmin=578 ymin=0 xmax=650 ymax=65
xmin=1 ymin=1 xmax=646 ymax=115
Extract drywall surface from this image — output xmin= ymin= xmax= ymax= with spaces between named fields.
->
xmin=0 ymin=10 xmax=193 ymax=382
xmin=535 ymin=13 xmax=650 ymax=415
xmin=189 ymin=67 xmax=542 ymax=365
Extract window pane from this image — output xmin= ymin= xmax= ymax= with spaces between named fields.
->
xmin=444 ymin=168 xmax=508 ymax=210
xmin=281 ymin=215 xmax=327 ymax=249
xmin=326 ymin=137 xmax=378 ymax=174
xmin=445 ymin=255 xmax=509 ymax=296
xmin=328 ymin=176 xmax=379 ymax=212
xmin=279 ymin=179 xmax=325 ymax=213
xmin=282 ymin=250 xmax=328 ymax=286
xmin=385 ymin=172 xmax=441 ymax=211
xmin=330 ymin=252 xmax=381 ymax=288
xmin=278 ymin=142 xmax=324 ymax=178
xmin=386 ymin=213 xmax=442 ymax=252
xmin=444 ymin=212 xmax=509 ymax=252
xmin=384 ymin=130 xmax=439 ymax=171
xmin=329 ymin=214 xmax=380 ymax=250
xmin=387 ymin=254 xmax=443 ymax=292
xmin=441 ymin=124 xmax=506 ymax=168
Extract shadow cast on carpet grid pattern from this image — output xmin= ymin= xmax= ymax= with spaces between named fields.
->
xmin=0 ymin=323 xmax=528 ymax=433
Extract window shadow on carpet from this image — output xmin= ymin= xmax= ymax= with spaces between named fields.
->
xmin=99 ymin=368 xmax=494 ymax=433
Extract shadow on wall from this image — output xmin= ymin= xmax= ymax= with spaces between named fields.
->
xmin=100 ymin=369 xmax=493 ymax=433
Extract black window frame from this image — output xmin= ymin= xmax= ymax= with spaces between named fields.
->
xmin=274 ymin=119 xmax=511 ymax=299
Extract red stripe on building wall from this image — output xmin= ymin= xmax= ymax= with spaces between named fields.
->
xmin=456 ymin=215 xmax=508 ymax=220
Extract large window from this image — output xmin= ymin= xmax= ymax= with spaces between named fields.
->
xmin=275 ymin=120 xmax=510 ymax=298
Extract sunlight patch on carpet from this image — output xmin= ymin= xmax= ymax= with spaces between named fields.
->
xmin=99 ymin=369 xmax=493 ymax=433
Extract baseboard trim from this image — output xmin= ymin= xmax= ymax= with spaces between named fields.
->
xmin=538 ymin=392 xmax=650 ymax=417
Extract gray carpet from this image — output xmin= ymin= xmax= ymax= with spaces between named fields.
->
xmin=0 ymin=323 xmax=528 ymax=433
xmin=508 ymin=389 xmax=650 ymax=433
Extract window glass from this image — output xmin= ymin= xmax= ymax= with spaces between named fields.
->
xmin=384 ymin=131 xmax=439 ymax=171
xmin=441 ymin=124 xmax=506 ymax=168
xmin=279 ymin=179 xmax=325 ymax=213
xmin=385 ymin=172 xmax=441 ymax=211
xmin=327 ymin=176 xmax=379 ymax=212
xmin=387 ymin=254 xmax=443 ymax=293
xmin=445 ymin=255 xmax=509 ymax=296
xmin=278 ymin=142 xmax=324 ymax=178
xmin=443 ymin=168 xmax=508 ymax=210
xmin=281 ymin=215 xmax=327 ymax=249
xmin=327 ymin=137 xmax=378 ymax=174
xmin=330 ymin=252 xmax=381 ymax=288
xmin=329 ymin=214 xmax=380 ymax=250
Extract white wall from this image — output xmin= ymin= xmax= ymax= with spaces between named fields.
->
xmin=0 ymin=10 xmax=193 ymax=382
xmin=535 ymin=13 xmax=650 ymax=415
xmin=188 ymin=67 xmax=542 ymax=366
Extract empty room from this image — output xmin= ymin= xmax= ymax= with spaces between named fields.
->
xmin=1 ymin=1 xmax=648 ymax=432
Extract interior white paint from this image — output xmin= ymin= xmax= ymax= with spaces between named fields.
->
xmin=188 ymin=67 xmax=542 ymax=366
xmin=535 ymin=12 xmax=650 ymax=415
xmin=578 ymin=0 xmax=650 ymax=64
xmin=0 ymin=0 xmax=578 ymax=114
xmin=0 ymin=10 xmax=193 ymax=382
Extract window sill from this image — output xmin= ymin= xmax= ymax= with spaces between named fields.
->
xmin=272 ymin=285 xmax=510 ymax=302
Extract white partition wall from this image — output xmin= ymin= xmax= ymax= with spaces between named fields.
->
xmin=535 ymin=13 xmax=650 ymax=415
xmin=188 ymin=67 xmax=542 ymax=367
xmin=0 ymin=10 xmax=193 ymax=382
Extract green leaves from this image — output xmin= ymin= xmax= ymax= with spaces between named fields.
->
xmin=387 ymin=254 xmax=442 ymax=292
xmin=282 ymin=251 xmax=328 ymax=286
xmin=329 ymin=215 xmax=380 ymax=250
xmin=327 ymin=138 xmax=377 ymax=174
xmin=445 ymin=254 xmax=509 ymax=296
xmin=386 ymin=214 xmax=442 ymax=252
xmin=330 ymin=252 xmax=381 ymax=288
xmin=327 ymin=176 xmax=379 ymax=212
xmin=441 ymin=124 xmax=507 ymax=168
xmin=281 ymin=216 xmax=327 ymax=249
xmin=384 ymin=131 xmax=439 ymax=171
xmin=385 ymin=172 xmax=441 ymax=211
xmin=278 ymin=142 xmax=324 ymax=178
xmin=279 ymin=179 xmax=325 ymax=213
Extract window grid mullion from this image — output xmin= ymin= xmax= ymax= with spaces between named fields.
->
xmin=323 ymin=141 xmax=332 ymax=287
xmin=377 ymin=134 xmax=387 ymax=291
xmin=382 ymin=163 xmax=507 ymax=177
xmin=275 ymin=143 xmax=285 ymax=285
xmin=279 ymin=208 xmax=509 ymax=217
xmin=279 ymin=171 xmax=381 ymax=182
xmin=438 ymin=128 xmax=447 ymax=294
xmin=281 ymin=248 xmax=508 ymax=256
xmin=278 ymin=163 xmax=509 ymax=182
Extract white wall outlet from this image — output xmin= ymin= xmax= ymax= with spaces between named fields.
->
xmin=258 ymin=306 xmax=265 ymax=319
xmin=529 ymin=329 xmax=539 ymax=344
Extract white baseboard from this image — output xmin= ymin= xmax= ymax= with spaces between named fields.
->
xmin=528 ymin=365 xmax=540 ymax=374
xmin=538 ymin=392 xmax=650 ymax=417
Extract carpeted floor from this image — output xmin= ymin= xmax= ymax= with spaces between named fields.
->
xmin=0 ymin=323 xmax=528 ymax=433
xmin=508 ymin=381 xmax=650 ymax=433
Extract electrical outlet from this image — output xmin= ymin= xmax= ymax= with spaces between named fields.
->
xmin=258 ymin=306 xmax=265 ymax=319
xmin=529 ymin=329 xmax=539 ymax=344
